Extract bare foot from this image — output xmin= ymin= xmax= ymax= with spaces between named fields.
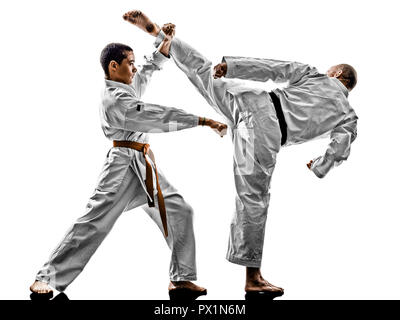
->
xmin=245 ymin=267 xmax=284 ymax=294
xmin=245 ymin=278 xmax=284 ymax=293
xmin=122 ymin=10 xmax=160 ymax=36
xmin=30 ymin=280 xmax=53 ymax=294
xmin=260 ymin=274 xmax=284 ymax=292
xmin=169 ymin=281 xmax=207 ymax=294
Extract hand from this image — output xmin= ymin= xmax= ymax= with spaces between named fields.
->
xmin=209 ymin=120 xmax=228 ymax=137
xmin=161 ymin=23 xmax=176 ymax=40
xmin=158 ymin=23 xmax=175 ymax=57
xmin=306 ymin=160 xmax=313 ymax=170
xmin=201 ymin=118 xmax=228 ymax=137
xmin=213 ymin=62 xmax=227 ymax=79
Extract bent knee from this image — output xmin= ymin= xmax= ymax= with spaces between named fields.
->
xmin=184 ymin=203 xmax=194 ymax=220
xmin=175 ymin=201 xmax=194 ymax=224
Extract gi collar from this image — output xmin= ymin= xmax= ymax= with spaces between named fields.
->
xmin=105 ymin=79 xmax=137 ymax=97
xmin=332 ymin=77 xmax=349 ymax=97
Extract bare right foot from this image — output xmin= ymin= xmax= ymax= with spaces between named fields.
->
xmin=245 ymin=267 xmax=284 ymax=294
xmin=123 ymin=10 xmax=160 ymax=37
xmin=245 ymin=278 xmax=284 ymax=294
xmin=30 ymin=280 xmax=53 ymax=294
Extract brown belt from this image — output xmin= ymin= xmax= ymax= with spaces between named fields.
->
xmin=113 ymin=140 xmax=168 ymax=237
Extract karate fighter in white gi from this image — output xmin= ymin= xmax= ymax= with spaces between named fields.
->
xmin=29 ymin=24 xmax=228 ymax=299
xmin=124 ymin=10 xmax=358 ymax=298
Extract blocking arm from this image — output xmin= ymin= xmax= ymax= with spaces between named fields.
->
xmin=310 ymin=113 xmax=358 ymax=178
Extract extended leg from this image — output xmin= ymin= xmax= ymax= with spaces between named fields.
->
xmin=161 ymin=34 xmax=237 ymax=125
xmin=31 ymin=167 xmax=147 ymax=293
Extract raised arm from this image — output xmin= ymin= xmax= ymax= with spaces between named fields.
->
xmin=214 ymin=57 xmax=318 ymax=85
xmin=132 ymin=49 xmax=168 ymax=99
xmin=308 ymin=111 xmax=358 ymax=178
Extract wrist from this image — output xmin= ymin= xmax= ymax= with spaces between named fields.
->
xmin=158 ymin=40 xmax=171 ymax=58
xmin=198 ymin=117 xmax=207 ymax=126
xmin=150 ymin=23 xmax=161 ymax=37
xmin=222 ymin=62 xmax=227 ymax=76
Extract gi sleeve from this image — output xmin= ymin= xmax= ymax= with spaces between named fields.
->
xmin=132 ymin=50 xmax=169 ymax=99
xmin=106 ymin=91 xmax=199 ymax=133
xmin=310 ymin=112 xmax=358 ymax=178
xmin=222 ymin=56 xmax=318 ymax=85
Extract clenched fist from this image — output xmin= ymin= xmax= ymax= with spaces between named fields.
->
xmin=162 ymin=23 xmax=176 ymax=39
xmin=213 ymin=62 xmax=227 ymax=79
xmin=199 ymin=117 xmax=228 ymax=137
xmin=208 ymin=119 xmax=228 ymax=137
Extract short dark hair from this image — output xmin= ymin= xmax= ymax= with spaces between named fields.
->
xmin=338 ymin=64 xmax=357 ymax=91
xmin=100 ymin=43 xmax=133 ymax=77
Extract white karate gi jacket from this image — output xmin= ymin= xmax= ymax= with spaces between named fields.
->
xmin=98 ymin=51 xmax=199 ymax=196
xmin=223 ymin=57 xmax=358 ymax=178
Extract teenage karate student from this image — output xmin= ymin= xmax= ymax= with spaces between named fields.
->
xmin=29 ymin=27 xmax=227 ymax=300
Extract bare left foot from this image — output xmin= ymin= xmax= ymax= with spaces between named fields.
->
xmin=245 ymin=278 xmax=284 ymax=294
xmin=260 ymin=275 xmax=284 ymax=292
xmin=123 ymin=10 xmax=160 ymax=36
xmin=245 ymin=267 xmax=284 ymax=294
xmin=30 ymin=280 xmax=53 ymax=294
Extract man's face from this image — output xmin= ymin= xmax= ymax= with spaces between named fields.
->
xmin=326 ymin=65 xmax=342 ymax=78
xmin=110 ymin=51 xmax=137 ymax=84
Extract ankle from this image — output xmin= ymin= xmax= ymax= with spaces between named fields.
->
xmin=246 ymin=267 xmax=261 ymax=278
xmin=151 ymin=24 xmax=161 ymax=37
xmin=171 ymin=280 xmax=189 ymax=285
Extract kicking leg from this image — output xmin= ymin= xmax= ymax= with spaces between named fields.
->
xmin=123 ymin=11 xmax=236 ymax=124
xmin=122 ymin=10 xmax=160 ymax=36
xmin=163 ymin=30 xmax=236 ymax=124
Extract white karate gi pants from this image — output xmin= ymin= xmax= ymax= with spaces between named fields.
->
xmin=164 ymin=36 xmax=282 ymax=268
xmin=35 ymin=157 xmax=197 ymax=292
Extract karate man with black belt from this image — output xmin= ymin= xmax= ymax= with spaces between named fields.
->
xmin=124 ymin=10 xmax=358 ymax=299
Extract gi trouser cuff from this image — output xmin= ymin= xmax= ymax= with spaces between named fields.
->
xmin=226 ymin=255 xmax=262 ymax=268
xmin=170 ymin=275 xmax=197 ymax=281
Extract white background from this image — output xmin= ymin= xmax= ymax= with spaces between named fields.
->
xmin=1 ymin=0 xmax=399 ymax=300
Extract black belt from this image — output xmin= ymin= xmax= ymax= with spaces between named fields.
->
xmin=268 ymin=91 xmax=287 ymax=146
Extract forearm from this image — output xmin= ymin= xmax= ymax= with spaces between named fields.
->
xmin=197 ymin=117 xmax=216 ymax=126
xmin=223 ymin=56 xmax=275 ymax=82
xmin=310 ymin=118 xmax=357 ymax=178
xmin=310 ymin=155 xmax=335 ymax=178
xmin=158 ymin=36 xmax=172 ymax=58
xmin=133 ymin=50 xmax=168 ymax=98
xmin=120 ymin=111 xmax=225 ymax=135
xmin=124 ymin=103 xmax=199 ymax=133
